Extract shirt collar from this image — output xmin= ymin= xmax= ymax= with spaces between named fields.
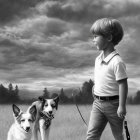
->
xmin=98 ymin=50 xmax=119 ymax=63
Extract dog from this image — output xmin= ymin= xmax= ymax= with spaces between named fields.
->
xmin=7 ymin=104 xmax=37 ymax=140
xmin=31 ymin=95 xmax=59 ymax=140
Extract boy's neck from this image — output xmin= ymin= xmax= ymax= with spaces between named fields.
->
xmin=103 ymin=44 xmax=115 ymax=58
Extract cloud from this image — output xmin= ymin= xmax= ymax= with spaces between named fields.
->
xmin=0 ymin=0 xmax=44 ymax=24
xmin=44 ymin=0 xmax=140 ymax=23
xmin=117 ymin=27 xmax=140 ymax=65
xmin=0 ymin=0 xmax=140 ymax=92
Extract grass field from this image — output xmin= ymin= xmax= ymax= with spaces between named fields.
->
xmin=0 ymin=104 xmax=140 ymax=140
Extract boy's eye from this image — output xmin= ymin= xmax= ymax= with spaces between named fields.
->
xmin=93 ymin=34 xmax=98 ymax=38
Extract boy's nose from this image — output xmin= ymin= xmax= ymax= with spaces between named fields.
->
xmin=92 ymin=38 xmax=95 ymax=42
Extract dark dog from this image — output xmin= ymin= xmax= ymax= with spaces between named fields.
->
xmin=31 ymin=96 xmax=59 ymax=140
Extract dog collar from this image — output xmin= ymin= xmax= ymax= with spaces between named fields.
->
xmin=40 ymin=112 xmax=53 ymax=129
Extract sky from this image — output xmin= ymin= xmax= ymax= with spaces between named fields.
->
xmin=0 ymin=0 xmax=140 ymax=95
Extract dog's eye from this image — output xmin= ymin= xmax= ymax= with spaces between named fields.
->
xmin=51 ymin=104 xmax=56 ymax=108
xmin=28 ymin=119 xmax=33 ymax=122
xmin=45 ymin=104 xmax=48 ymax=107
xmin=21 ymin=119 xmax=25 ymax=122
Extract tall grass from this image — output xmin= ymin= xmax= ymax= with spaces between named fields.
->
xmin=0 ymin=104 xmax=140 ymax=140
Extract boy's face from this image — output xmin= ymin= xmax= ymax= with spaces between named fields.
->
xmin=92 ymin=34 xmax=109 ymax=51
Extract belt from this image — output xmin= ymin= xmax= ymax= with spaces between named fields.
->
xmin=94 ymin=95 xmax=119 ymax=101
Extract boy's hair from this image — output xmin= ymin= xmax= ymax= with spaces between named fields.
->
xmin=90 ymin=18 xmax=124 ymax=45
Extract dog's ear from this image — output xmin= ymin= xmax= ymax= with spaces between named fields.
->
xmin=53 ymin=95 xmax=59 ymax=110
xmin=29 ymin=105 xmax=37 ymax=121
xmin=12 ymin=104 xmax=21 ymax=117
xmin=38 ymin=96 xmax=46 ymax=110
xmin=38 ymin=96 xmax=45 ymax=102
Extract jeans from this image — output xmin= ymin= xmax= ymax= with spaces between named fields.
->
xmin=86 ymin=98 xmax=124 ymax=140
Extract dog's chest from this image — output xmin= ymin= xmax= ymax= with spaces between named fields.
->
xmin=39 ymin=115 xmax=52 ymax=130
xmin=14 ymin=132 xmax=31 ymax=140
xmin=44 ymin=118 xmax=51 ymax=129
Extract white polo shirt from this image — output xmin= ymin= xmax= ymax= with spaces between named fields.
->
xmin=93 ymin=50 xmax=127 ymax=96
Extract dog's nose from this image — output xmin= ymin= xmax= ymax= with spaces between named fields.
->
xmin=49 ymin=111 xmax=52 ymax=114
xmin=26 ymin=127 xmax=30 ymax=132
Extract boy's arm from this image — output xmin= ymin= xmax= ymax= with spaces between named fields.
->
xmin=117 ymin=78 xmax=128 ymax=118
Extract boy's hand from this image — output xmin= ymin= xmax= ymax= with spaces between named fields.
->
xmin=117 ymin=105 xmax=126 ymax=119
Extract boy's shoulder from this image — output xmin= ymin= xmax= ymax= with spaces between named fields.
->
xmin=111 ymin=53 xmax=124 ymax=64
xmin=95 ymin=51 xmax=121 ymax=61
xmin=95 ymin=51 xmax=125 ymax=66
xmin=110 ymin=54 xmax=126 ymax=70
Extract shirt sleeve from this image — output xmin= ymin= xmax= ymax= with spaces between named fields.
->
xmin=114 ymin=62 xmax=127 ymax=81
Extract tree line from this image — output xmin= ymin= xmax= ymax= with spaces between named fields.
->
xmin=0 ymin=83 xmax=19 ymax=103
xmin=59 ymin=79 xmax=94 ymax=104
xmin=127 ymin=90 xmax=140 ymax=105
xmin=36 ymin=79 xmax=94 ymax=104
xmin=0 ymin=81 xmax=140 ymax=104
xmin=0 ymin=80 xmax=94 ymax=104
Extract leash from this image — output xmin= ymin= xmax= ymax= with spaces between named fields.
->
xmin=124 ymin=119 xmax=131 ymax=140
xmin=72 ymin=93 xmax=88 ymax=127
xmin=72 ymin=93 xmax=131 ymax=140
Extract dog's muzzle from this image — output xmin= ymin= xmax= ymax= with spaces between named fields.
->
xmin=21 ymin=126 xmax=31 ymax=133
xmin=41 ymin=111 xmax=54 ymax=119
xmin=25 ymin=127 xmax=30 ymax=132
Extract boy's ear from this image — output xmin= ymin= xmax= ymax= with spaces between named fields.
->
xmin=107 ymin=34 xmax=112 ymax=42
xmin=12 ymin=104 xmax=21 ymax=117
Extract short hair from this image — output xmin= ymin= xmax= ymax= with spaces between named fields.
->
xmin=90 ymin=18 xmax=124 ymax=45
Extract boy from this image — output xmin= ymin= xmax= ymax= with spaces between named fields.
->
xmin=86 ymin=18 xmax=128 ymax=140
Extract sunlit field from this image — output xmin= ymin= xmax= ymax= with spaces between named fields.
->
xmin=0 ymin=104 xmax=140 ymax=140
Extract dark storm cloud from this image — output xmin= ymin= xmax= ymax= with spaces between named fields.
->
xmin=0 ymin=0 xmax=140 ymax=90
xmin=42 ymin=18 xmax=68 ymax=37
xmin=0 ymin=36 xmax=95 ymax=71
xmin=118 ymin=27 xmax=140 ymax=65
xmin=45 ymin=0 xmax=140 ymax=23
xmin=0 ymin=0 xmax=44 ymax=24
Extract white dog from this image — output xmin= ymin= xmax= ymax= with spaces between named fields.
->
xmin=7 ymin=104 xmax=37 ymax=140
xmin=31 ymin=95 xmax=59 ymax=140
